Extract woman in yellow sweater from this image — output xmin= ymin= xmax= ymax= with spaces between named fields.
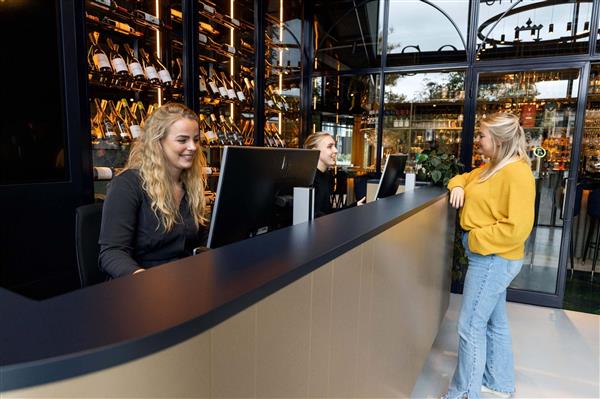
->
xmin=443 ymin=113 xmax=535 ymax=399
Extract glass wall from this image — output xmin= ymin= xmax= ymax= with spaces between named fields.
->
xmin=386 ymin=0 xmax=469 ymax=66
xmin=477 ymin=0 xmax=593 ymax=61
xmin=265 ymin=0 xmax=302 ymax=148
xmin=312 ymin=74 xmax=381 ymax=171
xmin=565 ymin=64 xmax=600 ymax=312
xmin=382 ymin=71 xmax=466 ymax=170
xmin=475 ymin=69 xmax=580 ymax=294
xmin=313 ymin=0 xmax=385 ymax=71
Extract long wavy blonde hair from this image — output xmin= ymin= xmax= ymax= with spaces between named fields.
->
xmin=124 ymin=102 xmax=208 ymax=231
xmin=478 ymin=112 xmax=531 ymax=182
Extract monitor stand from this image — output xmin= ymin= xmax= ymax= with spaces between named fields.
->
xmin=293 ymin=187 xmax=315 ymax=225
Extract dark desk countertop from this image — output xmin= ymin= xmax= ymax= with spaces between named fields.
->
xmin=0 ymin=186 xmax=448 ymax=390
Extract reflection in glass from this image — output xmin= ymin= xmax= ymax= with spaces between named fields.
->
xmin=477 ymin=0 xmax=592 ymax=60
xmin=312 ymin=74 xmax=381 ymax=171
xmin=314 ymin=0 xmax=384 ymax=71
xmin=476 ymin=69 xmax=580 ymax=294
xmin=0 ymin=1 xmax=66 ymax=184
xmin=387 ymin=0 xmax=468 ymax=66
xmin=382 ymin=71 xmax=465 ymax=170
xmin=266 ymin=0 xmax=302 ymax=147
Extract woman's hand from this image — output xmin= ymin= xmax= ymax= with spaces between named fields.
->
xmin=450 ymin=187 xmax=465 ymax=209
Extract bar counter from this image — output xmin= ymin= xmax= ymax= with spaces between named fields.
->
xmin=1 ymin=186 xmax=452 ymax=397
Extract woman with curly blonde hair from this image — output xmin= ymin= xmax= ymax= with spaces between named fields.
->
xmin=99 ymin=102 xmax=208 ymax=278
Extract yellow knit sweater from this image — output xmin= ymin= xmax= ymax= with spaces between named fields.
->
xmin=447 ymin=160 xmax=535 ymax=260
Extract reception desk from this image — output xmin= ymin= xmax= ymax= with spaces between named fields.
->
xmin=1 ymin=186 xmax=453 ymax=398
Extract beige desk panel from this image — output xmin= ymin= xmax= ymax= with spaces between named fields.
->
xmin=5 ymin=197 xmax=451 ymax=398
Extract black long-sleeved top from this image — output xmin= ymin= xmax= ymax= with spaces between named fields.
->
xmin=313 ymin=169 xmax=334 ymax=217
xmin=99 ymin=169 xmax=207 ymax=278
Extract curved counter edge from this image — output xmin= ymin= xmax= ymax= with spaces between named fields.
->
xmin=0 ymin=186 xmax=450 ymax=392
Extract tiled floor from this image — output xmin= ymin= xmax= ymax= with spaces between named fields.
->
xmin=411 ymin=294 xmax=600 ymax=398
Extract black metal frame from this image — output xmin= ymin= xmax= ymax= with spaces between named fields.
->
xmin=13 ymin=0 xmax=597 ymax=302
xmin=305 ymin=0 xmax=600 ymax=309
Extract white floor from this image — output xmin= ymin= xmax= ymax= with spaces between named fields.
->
xmin=411 ymin=294 xmax=600 ymax=399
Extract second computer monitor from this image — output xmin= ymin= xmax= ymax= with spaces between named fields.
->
xmin=375 ymin=154 xmax=408 ymax=200
xmin=207 ymin=146 xmax=320 ymax=249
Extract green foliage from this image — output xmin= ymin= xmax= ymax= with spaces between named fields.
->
xmin=452 ymin=225 xmax=469 ymax=284
xmin=415 ymin=148 xmax=464 ymax=186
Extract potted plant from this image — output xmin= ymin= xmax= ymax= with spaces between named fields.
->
xmin=415 ymin=148 xmax=464 ymax=186
xmin=416 ymin=148 xmax=467 ymax=293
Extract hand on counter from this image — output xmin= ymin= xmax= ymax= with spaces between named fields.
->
xmin=357 ymin=196 xmax=366 ymax=206
xmin=449 ymin=187 xmax=464 ymax=209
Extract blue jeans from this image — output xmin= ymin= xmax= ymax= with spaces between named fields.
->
xmin=446 ymin=233 xmax=523 ymax=399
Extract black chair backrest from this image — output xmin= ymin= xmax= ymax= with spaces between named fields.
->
xmin=75 ymin=203 xmax=107 ymax=287
xmin=588 ymin=189 xmax=600 ymax=219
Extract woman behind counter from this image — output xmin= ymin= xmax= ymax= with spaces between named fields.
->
xmin=99 ymin=103 xmax=208 ymax=278
xmin=304 ymin=132 xmax=364 ymax=217
xmin=444 ymin=113 xmax=535 ymax=399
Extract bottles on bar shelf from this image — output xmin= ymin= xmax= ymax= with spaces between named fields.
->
xmin=90 ymin=98 xmax=153 ymax=148
xmin=87 ymin=31 xmax=176 ymax=90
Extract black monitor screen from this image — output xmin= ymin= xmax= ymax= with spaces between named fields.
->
xmin=207 ymin=146 xmax=320 ymax=249
xmin=375 ymin=154 xmax=408 ymax=199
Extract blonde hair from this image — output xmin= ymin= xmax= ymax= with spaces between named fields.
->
xmin=304 ymin=131 xmax=334 ymax=149
xmin=478 ymin=112 xmax=531 ymax=182
xmin=124 ymin=102 xmax=208 ymax=231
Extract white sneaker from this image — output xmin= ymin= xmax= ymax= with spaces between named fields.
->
xmin=481 ymin=385 xmax=511 ymax=398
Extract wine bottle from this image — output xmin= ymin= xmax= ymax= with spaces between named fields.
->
xmin=199 ymin=114 xmax=218 ymax=146
xmin=212 ymin=72 xmax=229 ymax=99
xmin=123 ymin=43 xmax=145 ymax=80
xmin=243 ymin=77 xmax=254 ymax=103
xmin=199 ymin=21 xmax=220 ymax=36
xmin=113 ymin=100 xmax=133 ymax=145
xmin=209 ymin=113 xmax=230 ymax=145
xmin=132 ymin=100 xmax=148 ymax=128
xmin=106 ymin=38 xmax=128 ymax=76
xmin=173 ymin=57 xmax=183 ymax=88
xmin=96 ymin=99 xmax=120 ymax=145
xmin=124 ymin=99 xmax=143 ymax=140
xmin=265 ymin=85 xmax=276 ymax=109
xmin=90 ymin=100 xmax=104 ymax=144
xmin=198 ymin=67 xmax=209 ymax=97
xmin=154 ymin=54 xmax=173 ymax=87
xmin=202 ymin=67 xmax=223 ymax=98
xmin=220 ymin=72 xmax=238 ymax=101
xmin=220 ymin=115 xmax=243 ymax=145
xmin=134 ymin=9 xmax=160 ymax=28
xmin=139 ymin=48 xmax=160 ymax=84
xmin=93 ymin=166 xmax=115 ymax=181
xmin=243 ymin=119 xmax=255 ymax=145
xmin=231 ymin=78 xmax=247 ymax=102
xmin=90 ymin=0 xmax=111 ymax=11
xmin=102 ymin=17 xmax=142 ymax=37
xmin=88 ymin=32 xmax=112 ymax=73
xmin=270 ymin=122 xmax=286 ymax=147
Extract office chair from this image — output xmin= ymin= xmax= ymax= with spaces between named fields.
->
xmin=75 ymin=202 xmax=108 ymax=288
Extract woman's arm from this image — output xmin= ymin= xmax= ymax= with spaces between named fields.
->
xmin=98 ymin=171 xmax=144 ymax=278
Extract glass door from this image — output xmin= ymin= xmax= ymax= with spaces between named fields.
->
xmin=565 ymin=64 xmax=600 ymax=314
xmin=474 ymin=68 xmax=582 ymax=306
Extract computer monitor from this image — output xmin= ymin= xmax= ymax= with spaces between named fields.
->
xmin=374 ymin=154 xmax=408 ymax=200
xmin=207 ymin=146 xmax=320 ymax=249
